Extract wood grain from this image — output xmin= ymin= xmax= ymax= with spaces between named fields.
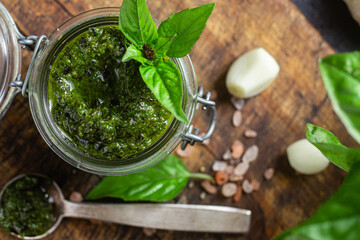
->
xmin=0 ymin=0 xmax=357 ymax=239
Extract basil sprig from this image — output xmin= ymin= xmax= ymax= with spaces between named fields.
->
xmin=276 ymin=51 xmax=360 ymax=239
xmin=273 ymin=124 xmax=360 ymax=239
xmin=86 ymin=154 xmax=212 ymax=202
xmin=119 ymin=0 xmax=215 ymax=123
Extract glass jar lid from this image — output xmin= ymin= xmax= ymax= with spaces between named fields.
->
xmin=0 ymin=2 xmax=21 ymax=118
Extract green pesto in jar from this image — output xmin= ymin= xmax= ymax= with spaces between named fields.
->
xmin=0 ymin=175 xmax=54 ymax=237
xmin=48 ymin=26 xmax=173 ymax=160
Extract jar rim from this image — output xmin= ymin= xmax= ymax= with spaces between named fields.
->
xmin=28 ymin=8 xmax=198 ymax=175
xmin=0 ymin=2 xmax=21 ymax=114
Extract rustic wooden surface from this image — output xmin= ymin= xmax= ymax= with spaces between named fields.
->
xmin=0 ymin=0 xmax=357 ymax=239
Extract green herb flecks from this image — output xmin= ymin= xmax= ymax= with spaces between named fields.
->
xmin=86 ymin=154 xmax=212 ymax=202
xmin=119 ymin=0 xmax=215 ymax=123
xmin=0 ymin=175 xmax=55 ymax=237
xmin=48 ymin=26 xmax=173 ymax=160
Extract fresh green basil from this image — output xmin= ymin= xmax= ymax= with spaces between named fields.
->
xmin=319 ymin=52 xmax=360 ymax=144
xmin=306 ymin=124 xmax=360 ymax=172
xmin=86 ymin=154 xmax=212 ymax=201
xmin=118 ymin=0 xmax=214 ymax=123
xmin=153 ymin=35 xmax=177 ymax=58
xmin=273 ymin=161 xmax=360 ymax=240
xmin=158 ymin=3 xmax=215 ymax=58
xmin=122 ymin=45 xmax=151 ymax=65
xmin=119 ymin=0 xmax=158 ymax=46
xmin=140 ymin=60 xmax=189 ymax=123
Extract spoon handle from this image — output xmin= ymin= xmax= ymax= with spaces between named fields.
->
xmin=63 ymin=201 xmax=251 ymax=233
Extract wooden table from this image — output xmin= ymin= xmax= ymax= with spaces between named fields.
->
xmin=0 ymin=0 xmax=357 ymax=239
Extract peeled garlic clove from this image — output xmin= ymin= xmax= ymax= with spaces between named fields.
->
xmin=286 ymin=139 xmax=329 ymax=175
xmin=344 ymin=0 xmax=360 ymax=25
xmin=226 ymin=48 xmax=279 ymax=98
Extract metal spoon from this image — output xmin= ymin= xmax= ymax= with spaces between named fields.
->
xmin=0 ymin=174 xmax=251 ymax=239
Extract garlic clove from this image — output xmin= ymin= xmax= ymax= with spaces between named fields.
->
xmin=344 ymin=0 xmax=360 ymax=25
xmin=286 ymin=138 xmax=329 ymax=175
xmin=226 ymin=48 xmax=279 ymax=98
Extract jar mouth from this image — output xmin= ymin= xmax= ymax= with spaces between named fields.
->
xmin=28 ymin=8 xmax=198 ymax=175
xmin=0 ymin=2 xmax=21 ymax=111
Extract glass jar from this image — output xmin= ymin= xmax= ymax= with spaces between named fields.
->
xmin=0 ymin=6 xmax=216 ymax=175
xmin=0 ymin=2 xmax=22 ymax=119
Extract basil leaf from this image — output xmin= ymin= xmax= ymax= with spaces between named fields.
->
xmin=273 ymin=161 xmax=360 ymax=240
xmin=139 ymin=60 xmax=189 ymax=123
xmin=319 ymin=52 xmax=360 ymax=144
xmin=119 ymin=0 xmax=158 ymax=46
xmin=306 ymin=124 xmax=344 ymax=146
xmin=306 ymin=124 xmax=360 ymax=172
xmin=153 ymin=35 xmax=177 ymax=58
xmin=86 ymin=154 xmax=212 ymax=201
xmin=158 ymin=3 xmax=215 ymax=58
xmin=122 ymin=45 xmax=150 ymax=65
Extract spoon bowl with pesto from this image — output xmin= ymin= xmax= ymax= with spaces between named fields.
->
xmin=0 ymin=174 xmax=61 ymax=239
xmin=0 ymin=174 xmax=251 ymax=239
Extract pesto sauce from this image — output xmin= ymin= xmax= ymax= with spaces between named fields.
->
xmin=48 ymin=26 xmax=173 ymax=160
xmin=0 ymin=175 xmax=54 ymax=237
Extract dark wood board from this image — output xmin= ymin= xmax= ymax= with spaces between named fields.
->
xmin=0 ymin=0 xmax=357 ymax=239
xmin=292 ymin=0 xmax=360 ymax=52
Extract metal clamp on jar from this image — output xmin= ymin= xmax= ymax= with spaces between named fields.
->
xmin=0 ymin=3 xmax=216 ymax=175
